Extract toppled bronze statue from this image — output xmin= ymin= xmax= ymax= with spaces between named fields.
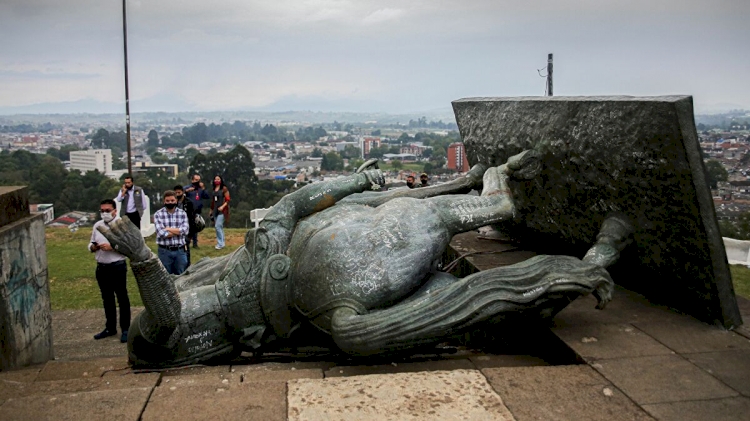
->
xmin=100 ymin=151 xmax=633 ymax=367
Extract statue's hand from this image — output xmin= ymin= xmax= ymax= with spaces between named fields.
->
xmin=97 ymin=219 xmax=152 ymax=262
xmin=360 ymin=169 xmax=385 ymax=190
xmin=356 ymin=158 xmax=380 ymax=173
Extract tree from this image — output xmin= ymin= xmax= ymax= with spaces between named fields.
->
xmin=151 ymin=152 xmax=168 ymax=164
xmin=46 ymin=144 xmax=82 ymax=161
xmin=90 ymin=128 xmax=110 ymax=148
xmin=29 ymin=156 xmax=68 ymax=204
xmin=705 ymin=160 xmax=728 ymax=189
xmin=391 ymin=160 xmax=403 ymax=170
xmin=321 ymin=152 xmax=344 ymax=171
xmin=189 ymin=145 xmax=260 ymax=208
xmin=147 ymin=129 xmax=159 ymax=147
xmin=311 ymin=148 xmax=323 ymax=158
xmin=371 ymin=129 xmax=381 ymax=136
xmin=341 ymin=145 xmax=361 ymax=160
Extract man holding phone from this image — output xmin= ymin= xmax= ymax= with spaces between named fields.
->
xmin=89 ymin=199 xmax=131 ymax=343
xmin=114 ymin=175 xmax=147 ymax=229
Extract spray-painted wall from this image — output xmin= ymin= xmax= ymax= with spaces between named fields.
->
xmin=0 ymin=213 xmax=53 ymax=370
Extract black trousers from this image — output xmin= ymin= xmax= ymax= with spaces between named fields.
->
xmin=124 ymin=211 xmax=141 ymax=229
xmin=96 ymin=261 xmax=131 ymax=332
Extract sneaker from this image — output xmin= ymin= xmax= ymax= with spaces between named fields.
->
xmin=215 ymin=245 xmax=224 ymax=250
xmin=94 ymin=329 xmax=117 ymax=340
xmin=193 ymin=244 xmax=199 ymax=249
xmin=120 ymin=331 xmax=128 ymax=343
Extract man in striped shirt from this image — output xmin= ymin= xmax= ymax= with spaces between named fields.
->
xmin=154 ymin=190 xmax=189 ymax=275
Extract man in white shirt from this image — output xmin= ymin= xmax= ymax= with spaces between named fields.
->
xmin=114 ymin=175 xmax=147 ymax=229
xmin=89 ymin=199 xmax=131 ymax=343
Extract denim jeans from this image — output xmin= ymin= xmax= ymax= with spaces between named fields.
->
xmin=215 ymin=214 xmax=225 ymax=248
xmin=157 ymin=247 xmax=188 ymax=275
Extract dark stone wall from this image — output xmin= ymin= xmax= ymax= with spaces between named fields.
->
xmin=0 ymin=187 xmax=29 ymax=228
xmin=452 ymin=96 xmax=741 ymax=328
xmin=0 ymin=186 xmax=53 ymax=370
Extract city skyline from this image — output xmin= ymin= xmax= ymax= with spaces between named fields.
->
xmin=1 ymin=0 xmax=749 ymax=115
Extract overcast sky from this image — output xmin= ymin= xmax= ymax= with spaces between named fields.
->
xmin=1 ymin=0 xmax=748 ymax=114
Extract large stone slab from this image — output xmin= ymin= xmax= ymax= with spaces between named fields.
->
xmin=453 ymin=96 xmax=740 ymax=328
xmin=551 ymin=323 xmax=674 ymax=360
xmin=3 ymin=372 xmax=159 ymax=399
xmin=594 ymin=354 xmax=738 ymax=404
xmin=685 ymin=349 xmax=750 ymax=396
xmin=482 ymin=365 xmax=654 ymax=421
xmin=642 ymin=397 xmax=750 ymax=421
xmin=0 ymin=387 xmax=152 ymax=421
xmin=288 ymin=369 xmax=515 ymax=421
xmin=324 ymin=358 xmax=476 ymax=378
xmin=0 ymin=213 xmax=53 ymax=370
xmin=37 ymin=357 xmax=130 ymax=381
xmin=633 ymin=320 xmax=750 ymax=354
xmin=142 ymin=382 xmax=287 ymax=421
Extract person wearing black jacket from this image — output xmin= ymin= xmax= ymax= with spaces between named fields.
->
xmin=173 ymin=185 xmax=196 ymax=267
xmin=184 ymin=174 xmax=209 ymax=248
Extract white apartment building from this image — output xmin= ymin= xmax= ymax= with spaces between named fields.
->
xmin=69 ymin=149 xmax=112 ymax=174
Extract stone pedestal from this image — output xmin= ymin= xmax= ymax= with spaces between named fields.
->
xmin=453 ymin=96 xmax=741 ymax=329
xmin=0 ymin=186 xmax=54 ymax=370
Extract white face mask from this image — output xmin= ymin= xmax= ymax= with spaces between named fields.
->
xmin=101 ymin=212 xmax=115 ymax=223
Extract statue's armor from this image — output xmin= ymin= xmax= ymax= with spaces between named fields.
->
xmin=289 ymin=200 xmax=452 ymax=332
xmin=215 ymin=245 xmax=263 ymax=330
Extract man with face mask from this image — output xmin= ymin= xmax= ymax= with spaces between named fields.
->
xmin=406 ymin=175 xmax=417 ymax=189
xmin=418 ymin=173 xmax=429 ymax=187
xmin=154 ymin=190 xmax=190 ymax=275
xmin=89 ymin=199 xmax=130 ymax=343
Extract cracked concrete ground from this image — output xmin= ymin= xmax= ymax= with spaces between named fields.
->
xmin=3 ymin=234 xmax=750 ymax=420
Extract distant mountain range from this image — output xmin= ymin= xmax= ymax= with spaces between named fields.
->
xmin=0 ymin=96 xmax=744 ymax=126
xmin=0 ymin=96 xmax=457 ymax=126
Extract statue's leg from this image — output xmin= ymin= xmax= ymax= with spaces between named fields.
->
xmin=425 ymin=159 xmax=524 ymax=235
xmin=340 ymin=163 xmax=487 ymax=207
xmin=330 ymin=255 xmax=613 ymax=355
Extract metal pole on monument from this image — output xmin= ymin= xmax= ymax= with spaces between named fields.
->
xmin=547 ymin=53 xmax=553 ymax=96
xmin=122 ymin=0 xmax=133 ymax=175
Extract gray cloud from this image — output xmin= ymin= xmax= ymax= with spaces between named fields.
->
xmin=0 ymin=0 xmax=748 ymax=113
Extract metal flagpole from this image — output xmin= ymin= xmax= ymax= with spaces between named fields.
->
xmin=546 ymin=53 xmax=553 ymax=96
xmin=122 ymin=0 xmax=133 ymax=175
